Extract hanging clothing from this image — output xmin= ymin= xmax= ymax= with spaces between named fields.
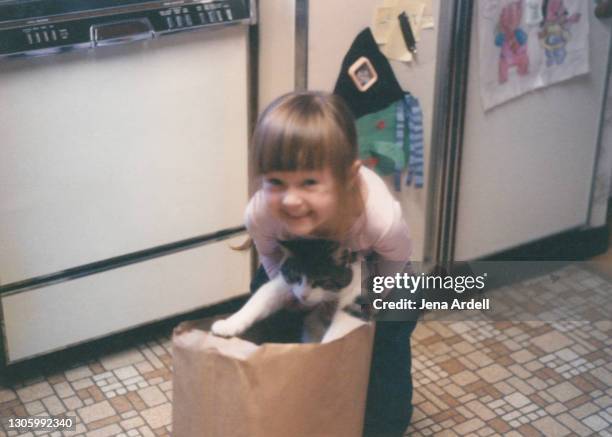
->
xmin=333 ymin=28 xmax=404 ymax=118
xmin=355 ymin=102 xmax=405 ymax=179
xmin=333 ymin=27 xmax=425 ymax=191
xmin=403 ymin=93 xmax=424 ymax=188
xmin=355 ymin=94 xmax=425 ymax=191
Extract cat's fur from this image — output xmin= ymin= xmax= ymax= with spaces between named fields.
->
xmin=211 ymin=239 xmax=366 ymax=343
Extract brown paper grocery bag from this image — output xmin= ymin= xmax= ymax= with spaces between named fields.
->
xmin=172 ymin=316 xmax=375 ymax=437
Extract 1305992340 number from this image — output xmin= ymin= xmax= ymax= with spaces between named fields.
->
xmin=3 ymin=415 xmax=77 ymax=432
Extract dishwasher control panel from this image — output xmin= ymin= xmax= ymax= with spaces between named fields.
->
xmin=0 ymin=0 xmax=254 ymax=58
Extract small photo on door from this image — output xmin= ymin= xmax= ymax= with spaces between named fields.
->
xmin=348 ymin=56 xmax=378 ymax=92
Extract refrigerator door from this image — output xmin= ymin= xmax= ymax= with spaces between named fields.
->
xmin=454 ymin=3 xmax=611 ymax=260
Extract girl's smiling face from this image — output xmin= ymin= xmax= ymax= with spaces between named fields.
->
xmin=262 ymin=168 xmax=338 ymax=236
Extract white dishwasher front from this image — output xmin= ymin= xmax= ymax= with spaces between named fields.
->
xmin=0 ymin=24 xmax=251 ymax=364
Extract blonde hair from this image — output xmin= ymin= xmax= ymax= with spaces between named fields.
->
xmin=251 ymin=91 xmax=364 ymax=239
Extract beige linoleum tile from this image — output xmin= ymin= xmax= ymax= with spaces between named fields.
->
xmin=0 ymin=263 xmax=611 ymax=436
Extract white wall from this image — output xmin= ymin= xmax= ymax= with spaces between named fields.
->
xmin=455 ymin=5 xmax=612 ymax=260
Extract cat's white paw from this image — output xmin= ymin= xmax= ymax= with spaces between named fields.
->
xmin=211 ymin=318 xmax=245 ymax=337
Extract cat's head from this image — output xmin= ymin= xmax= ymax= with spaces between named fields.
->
xmin=278 ymin=239 xmax=357 ymax=292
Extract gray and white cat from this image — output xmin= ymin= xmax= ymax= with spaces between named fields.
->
xmin=211 ymin=239 xmax=367 ymax=343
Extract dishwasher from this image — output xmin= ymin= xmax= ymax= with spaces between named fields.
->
xmin=0 ymin=0 xmax=255 ymax=364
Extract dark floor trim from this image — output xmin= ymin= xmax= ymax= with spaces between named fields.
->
xmin=484 ymin=225 xmax=609 ymax=261
xmin=0 ymin=226 xmax=246 ymax=297
xmin=0 ymin=294 xmax=248 ymax=380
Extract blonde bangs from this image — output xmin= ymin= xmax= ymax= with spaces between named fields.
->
xmin=251 ymin=93 xmax=356 ymax=179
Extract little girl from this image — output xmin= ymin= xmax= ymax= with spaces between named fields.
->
xmin=246 ymin=91 xmax=416 ymax=437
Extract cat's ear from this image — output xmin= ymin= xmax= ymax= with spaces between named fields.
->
xmin=280 ymin=258 xmax=302 ymax=284
xmin=278 ymin=239 xmax=299 ymax=254
xmin=335 ymin=266 xmax=354 ymax=289
xmin=322 ymin=240 xmax=340 ymax=255
xmin=338 ymin=249 xmax=357 ymax=265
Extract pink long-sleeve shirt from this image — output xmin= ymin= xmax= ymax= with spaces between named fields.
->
xmin=245 ymin=166 xmax=412 ymax=278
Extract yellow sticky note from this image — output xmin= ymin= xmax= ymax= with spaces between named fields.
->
xmin=421 ymin=0 xmax=435 ymax=29
xmin=421 ymin=16 xmax=435 ymax=29
xmin=372 ymin=6 xmax=398 ymax=44
xmin=395 ymin=0 xmax=425 ymax=41
xmin=380 ymin=20 xmax=414 ymax=62
xmin=375 ymin=0 xmax=427 ymax=62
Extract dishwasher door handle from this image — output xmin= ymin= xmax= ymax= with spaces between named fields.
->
xmin=91 ymin=19 xmax=154 ymax=48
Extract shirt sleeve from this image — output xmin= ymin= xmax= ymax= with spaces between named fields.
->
xmin=369 ymin=199 xmax=413 ymax=297
xmin=245 ymin=193 xmax=284 ymax=278
xmin=358 ymin=167 xmax=412 ymax=263
xmin=373 ymin=200 xmax=413 ymax=263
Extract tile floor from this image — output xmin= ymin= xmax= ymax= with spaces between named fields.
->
xmin=0 ymin=263 xmax=611 ymax=437
xmin=0 ymin=337 xmax=174 ymax=437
